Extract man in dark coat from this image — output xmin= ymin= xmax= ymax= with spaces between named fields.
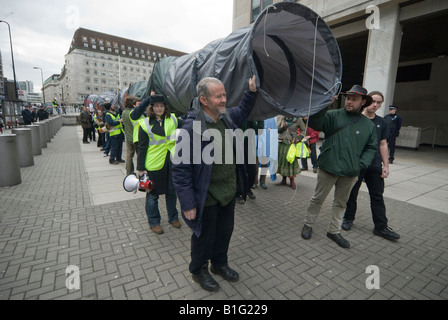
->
xmin=384 ymin=105 xmax=402 ymax=164
xmin=172 ymin=76 xmax=258 ymax=292
xmin=37 ymin=105 xmax=49 ymax=121
xmin=79 ymin=105 xmax=92 ymax=144
xmin=22 ymin=105 xmax=33 ymax=125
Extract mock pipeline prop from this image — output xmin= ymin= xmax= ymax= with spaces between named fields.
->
xmin=146 ymin=2 xmax=343 ymax=120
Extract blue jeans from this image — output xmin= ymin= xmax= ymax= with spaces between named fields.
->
xmin=109 ymin=133 xmax=123 ymax=162
xmin=145 ymin=187 xmax=179 ymax=227
xmin=104 ymin=133 xmax=111 ymax=154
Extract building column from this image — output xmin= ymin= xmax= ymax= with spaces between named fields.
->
xmin=363 ymin=4 xmax=402 ymax=116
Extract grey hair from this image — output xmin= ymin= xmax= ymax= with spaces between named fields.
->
xmin=196 ymin=77 xmax=223 ymax=99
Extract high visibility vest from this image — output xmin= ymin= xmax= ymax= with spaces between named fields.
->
xmin=139 ymin=114 xmax=178 ymax=171
xmin=107 ymin=112 xmax=123 ymax=137
xmin=130 ymin=109 xmax=145 ymax=144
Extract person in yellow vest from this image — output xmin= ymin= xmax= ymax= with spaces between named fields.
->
xmin=136 ymin=94 xmax=181 ymax=235
xmin=122 ymin=95 xmax=141 ymax=175
xmin=104 ymin=103 xmax=125 ymax=165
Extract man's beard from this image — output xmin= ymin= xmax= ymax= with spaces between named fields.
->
xmin=346 ymin=105 xmax=363 ymax=115
xmin=218 ymin=107 xmax=227 ymax=116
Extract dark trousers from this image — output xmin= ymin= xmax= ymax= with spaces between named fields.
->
xmin=104 ymin=133 xmax=111 ymax=154
xmin=89 ymin=127 xmax=96 ymax=141
xmin=301 ymin=143 xmax=318 ymax=169
xmin=109 ymin=133 xmax=124 ymax=162
xmin=82 ymin=128 xmax=90 ymax=142
xmin=344 ymin=166 xmax=388 ymax=230
xmin=388 ymin=132 xmax=398 ymax=162
xmin=97 ymin=132 xmax=105 ymax=147
xmin=190 ymin=199 xmax=235 ymax=274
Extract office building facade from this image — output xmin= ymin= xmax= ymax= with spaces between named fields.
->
xmin=46 ymin=28 xmax=186 ymax=106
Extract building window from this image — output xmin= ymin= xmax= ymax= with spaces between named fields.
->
xmin=251 ymin=0 xmax=273 ymax=22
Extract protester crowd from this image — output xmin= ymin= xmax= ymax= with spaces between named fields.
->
xmin=77 ymin=78 xmax=402 ymax=293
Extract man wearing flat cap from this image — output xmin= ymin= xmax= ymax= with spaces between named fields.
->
xmin=301 ymin=85 xmax=378 ymax=249
xmin=384 ymin=105 xmax=402 ymax=164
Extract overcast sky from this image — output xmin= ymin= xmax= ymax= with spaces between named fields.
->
xmin=0 ymin=0 xmax=234 ymax=93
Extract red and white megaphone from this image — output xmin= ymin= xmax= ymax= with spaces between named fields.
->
xmin=123 ymin=174 xmax=139 ymax=193
xmin=123 ymin=173 xmax=154 ymax=193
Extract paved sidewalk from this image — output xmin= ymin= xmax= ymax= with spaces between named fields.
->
xmin=0 ymin=125 xmax=447 ymax=300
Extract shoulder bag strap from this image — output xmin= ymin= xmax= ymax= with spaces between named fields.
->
xmin=326 ymin=115 xmax=362 ymax=139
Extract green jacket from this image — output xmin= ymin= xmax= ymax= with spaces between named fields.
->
xmin=309 ymin=108 xmax=377 ymax=177
xmin=122 ymin=108 xmax=134 ymax=143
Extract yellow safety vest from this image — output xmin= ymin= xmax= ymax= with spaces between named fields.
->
xmin=107 ymin=112 xmax=123 ymax=137
xmin=130 ymin=109 xmax=145 ymax=144
xmin=139 ymin=114 xmax=178 ymax=171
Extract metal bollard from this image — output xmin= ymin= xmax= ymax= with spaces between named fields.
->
xmin=0 ymin=134 xmax=22 ymax=187
xmin=43 ymin=120 xmax=51 ymax=143
xmin=25 ymin=125 xmax=42 ymax=156
xmin=36 ymin=122 xmax=47 ymax=149
xmin=12 ymin=128 xmax=34 ymax=167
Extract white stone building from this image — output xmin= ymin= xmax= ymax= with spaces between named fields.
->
xmin=45 ymin=28 xmax=186 ymax=107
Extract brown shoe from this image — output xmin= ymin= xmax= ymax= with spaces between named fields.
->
xmin=151 ymin=225 xmax=164 ymax=234
xmin=290 ymin=177 xmax=296 ymax=190
xmin=170 ymin=220 xmax=181 ymax=229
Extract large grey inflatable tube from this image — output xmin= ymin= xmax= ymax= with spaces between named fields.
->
xmin=149 ymin=2 xmax=342 ymax=120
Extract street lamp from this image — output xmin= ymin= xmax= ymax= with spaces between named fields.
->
xmin=0 ymin=20 xmax=18 ymax=100
xmin=33 ymin=67 xmax=46 ymax=104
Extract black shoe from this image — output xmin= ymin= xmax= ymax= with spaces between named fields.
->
xmin=117 ymin=159 xmax=125 ymax=163
xmin=192 ymin=265 xmax=220 ymax=292
xmin=327 ymin=232 xmax=350 ymax=248
xmin=341 ymin=219 xmax=353 ymax=231
xmin=301 ymin=225 xmax=312 ymax=240
xmin=83 ymin=141 xmax=89 ymax=144
xmin=109 ymin=160 xmax=119 ymax=165
xmin=210 ymin=264 xmax=239 ymax=282
xmin=301 ymin=168 xmax=308 ymax=171
xmin=313 ymin=168 xmax=318 ymax=173
xmin=373 ymin=226 xmax=400 ymax=241
xmin=247 ymin=190 xmax=256 ymax=200
xmin=237 ymin=195 xmax=245 ymax=205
